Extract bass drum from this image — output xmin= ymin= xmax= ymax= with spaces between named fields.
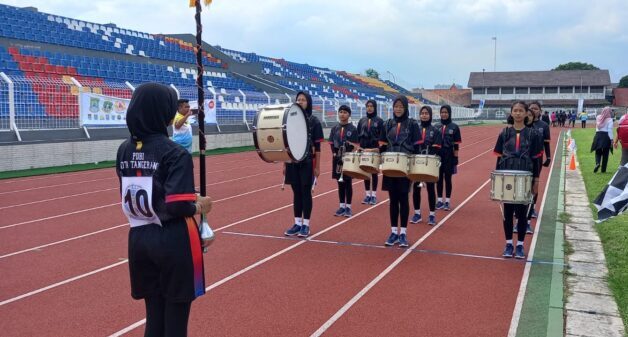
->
xmin=252 ymin=103 xmax=309 ymax=163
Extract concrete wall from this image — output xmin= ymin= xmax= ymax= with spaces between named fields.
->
xmin=1 ymin=129 xmax=331 ymax=172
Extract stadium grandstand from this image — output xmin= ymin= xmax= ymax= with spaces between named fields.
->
xmin=0 ymin=3 xmax=475 ymax=143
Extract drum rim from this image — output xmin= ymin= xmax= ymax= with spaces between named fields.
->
xmin=252 ymin=103 xmax=310 ymax=163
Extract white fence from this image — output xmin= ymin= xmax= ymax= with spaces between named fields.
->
xmin=0 ymin=72 xmax=478 ymax=140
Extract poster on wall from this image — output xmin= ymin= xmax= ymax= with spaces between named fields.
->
xmin=189 ymin=98 xmax=217 ymax=124
xmin=79 ymin=92 xmax=130 ymax=126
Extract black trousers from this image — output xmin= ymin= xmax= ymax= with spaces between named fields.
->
xmin=363 ymin=174 xmax=379 ymax=192
xmin=581 ymin=120 xmax=586 ymax=128
xmin=437 ymin=170 xmax=453 ymax=198
xmin=144 ymin=296 xmax=192 ymax=337
xmin=337 ymin=177 xmax=353 ymax=204
xmin=503 ymin=203 xmax=527 ymax=242
xmin=389 ymin=188 xmax=409 ymax=228
xmin=413 ymin=182 xmax=436 ymax=211
xmin=291 ymin=183 xmax=313 ymax=219
xmin=595 ymin=148 xmax=611 ymax=173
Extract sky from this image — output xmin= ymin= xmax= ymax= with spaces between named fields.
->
xmin=4 ymin=0 xmax=627 ymax=89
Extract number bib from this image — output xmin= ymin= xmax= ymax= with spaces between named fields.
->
xmin=121 ymin=176 xmax=162 ymax=227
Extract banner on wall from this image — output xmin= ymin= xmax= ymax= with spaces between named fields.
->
xmin=79 ymin=92 xmax=130 ymax=126
xmin=577 ymin=98 xmax=584 ymax=113
xmin=189 ymin=99 xmax=217 ymax=124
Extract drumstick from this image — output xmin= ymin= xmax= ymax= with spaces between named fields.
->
xmin=311 ymin=176 xmax=317 ymax=192
xmin=281 ymin=164 xmax=286 ymax=190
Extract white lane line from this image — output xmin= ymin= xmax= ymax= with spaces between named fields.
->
xmin=506 ymin=132 xmax=562 ymax=337
xmin=0 ymin=224 xmax=128 ymax=259
xmin=0 ymin=177 xmax=114 ymax=195
xmin=0 ymin=203 xmax=120 ymax=230
xmin=0 ymin=260 xmax=128 ymax=307
xmin=310 ymin=179 xmax=490 ymax=337
xmin=107 ymin=199 xmax=390 ymax=337
xmin=0 ymin=188 xmax=118 ymax=210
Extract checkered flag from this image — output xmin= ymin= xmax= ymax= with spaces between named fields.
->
xmin=593 ymin=163 xmax=628 ymax=222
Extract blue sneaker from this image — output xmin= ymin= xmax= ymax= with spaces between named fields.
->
xmin=444 ymin=201 xmax=451 ymax=211
xmin=428 ymin=214 xmax=436 ymax=226
xmin=344 ymin=208 xmax=352 ymax=217
xmin=369 ymin=196 xmax=377 ymax=205
xmin=298 ymin=225 xmax=310 ymax=238
xmin=362 ymin=196 xmax=371 ymax=204
xmin=398 ymin=233 xmax=409 ymax=247
xmin=334 ymin=207 xmax=346 ymax=216
xmin=526 ymin=222 xmax=534 ymax=234
xmin=502 ymin=243 xmax=514 ymax=258
xmin=515 ymin=245 xmax=525 ymax=259
xmin=285 ymin=224 xmax=301 ymax=236
xmin=410 ymin=213 xmax=422 ymax=224
xmin=530 ymin=209 xmax=538 ymax=218
xmin=435 ymin=201 xmax=444 ymax=210
xmin=385 ymin=233 xmax=399 ymax=246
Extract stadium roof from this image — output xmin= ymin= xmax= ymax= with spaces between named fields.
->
xmin=468 ymin=70 xmax=611 ymax=87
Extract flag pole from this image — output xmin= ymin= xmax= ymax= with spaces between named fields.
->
xmin=194 ymin=0 xmax=207 ymax=197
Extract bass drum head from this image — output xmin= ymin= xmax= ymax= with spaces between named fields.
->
xmin=285 ymin=104 xmax=309 ymax=162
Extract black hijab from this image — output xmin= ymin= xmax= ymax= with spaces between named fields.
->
xmin=126 ymin=82 xmax=178 ymax=141
xmin=392 ymin=95 xmax=409 ymax=123
xmin=366 ymin=99 xmax=378 ymax=118
xmin=419 ymin=106 xmax=433 ymax=127
xmin=440 ymin=104 xmax=452 ymax=125
xmin=296 ymin=91 xmax=313 ymax=117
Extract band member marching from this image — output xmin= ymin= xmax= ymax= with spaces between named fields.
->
xmin=494 ymin=101 xmax=543 ymax=259
xmin=525 ymin=101 xmax=551 ymax=228
xmin=410 ymin=106 xmax=442 ymax=225
xmin=435 ymin=105 xmax=462 ymax=211
xmin=284 ymin=91 xmax=324 ymax=238
xmin=357 ymin=99 xmax=385 ymax=205
xmin=329 ymin=105 xmax=359 ymax=217
xmin=379 ymin=96 xmax=423 ymax=247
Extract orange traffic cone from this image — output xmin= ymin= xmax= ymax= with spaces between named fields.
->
xmin=569 ymin=153 xmax=576 ymax=170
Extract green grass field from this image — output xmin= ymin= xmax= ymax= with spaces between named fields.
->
xmin=571 ymin=127 xmax=628 ymax=330
xmin=0 ymin=145 xmax=255 ymax=180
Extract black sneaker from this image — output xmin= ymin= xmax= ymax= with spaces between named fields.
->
xmin=385 ymin=233 xmax=399 ymax=246
xmin=428 ymin=214 xmax=436 ymax=226
xmin=398 ymin=234 xmax=409 ymax=247
xmin=515 ymin=245 xmax=525 ymax=259
xmin=285 ymin=224 xmax=301 ymax=236
xmin=369 ymin=196 xmax=377 ymax=205
xmin=502 ymin=243 xmax=514 ymax=258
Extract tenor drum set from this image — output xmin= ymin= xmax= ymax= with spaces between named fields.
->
xmin=251 ymin=103 xmax=442 ymax=184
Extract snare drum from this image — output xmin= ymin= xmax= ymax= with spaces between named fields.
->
xmin=359 ymin=152 xmax=381 ymax=174
xmin=490 ymin=170 xmax=533 ymax=204
xmin=252 ymin=104 xmax=309 ymax=163
xmin=381 ymin=152 xmax=408 ymax=177
xmin=408 ymin=155 xmax=441 ymax=182
xmin=342 ymin=152 xmax=371 ymax=180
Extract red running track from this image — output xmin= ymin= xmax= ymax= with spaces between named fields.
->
xmin=0 ymin=125 xmax=559 ymax=336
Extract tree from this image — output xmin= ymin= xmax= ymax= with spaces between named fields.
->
xmin=365 ymin=68 xmax=379 ymax=79
xmin=619 ymin=75 xmax=628 ymax=88
xmin=553 ymin=62 xmax=600 ymax=71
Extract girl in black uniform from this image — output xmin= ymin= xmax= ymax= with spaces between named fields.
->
xmin=493 ymin=101 xmax=543 ymax=259
xmin=116 ymin=83 xmax=213 ymax=337
xmin=436 ymin=105 xmax=461 ymax=211
xmin=410 ymin=106 xmax=442 ymax=225
xmin=329 ymin=105 xmax=359 ymax=217
xmin=379 ymin=96 xmax=422 ymax=247
xmin=357 ymin=99 xmax=385 ymax=205
xmin=284 ymin=91 xmax=324 ymax=238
